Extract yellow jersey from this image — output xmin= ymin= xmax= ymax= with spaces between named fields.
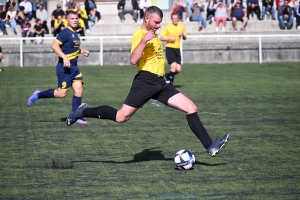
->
xmin=160 ymin=23 xmax=186 ymax=49
xmin=131 ymin=28 xmax=165 ymax=76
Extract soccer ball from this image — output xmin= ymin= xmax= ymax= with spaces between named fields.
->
xmin=174 ymin=149 xmax=195 ymax=170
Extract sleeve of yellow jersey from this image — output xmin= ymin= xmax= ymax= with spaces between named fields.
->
xmin=160 ymin=25 xmax=168 ymax=38
xmin=130 ymin=31 xmax=144 ymax=54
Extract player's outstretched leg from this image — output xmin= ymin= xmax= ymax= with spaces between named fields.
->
xmin=206 ymin=134 xmax=229 ymax=156
xmin=66 ymin=103 xmax=89 ymax=126
xmin=27 ymin=89 xmax=41 ymax=106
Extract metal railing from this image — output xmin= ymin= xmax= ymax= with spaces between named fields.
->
xmin=0 ymin=34 xmax=299 ymax=67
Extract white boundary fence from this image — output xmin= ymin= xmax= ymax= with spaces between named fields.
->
xmin=0 ymin=34 xmax=299 ymax=67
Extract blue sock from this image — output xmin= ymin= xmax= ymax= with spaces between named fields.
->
xmin=72 ymin=95 xmax=82 ymax=112
xmin=38 ymin=89 xmax=55 ymax=98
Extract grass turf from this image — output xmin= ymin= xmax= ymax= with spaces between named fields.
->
xmin=0 ymin=63 xmax=299 ymax=199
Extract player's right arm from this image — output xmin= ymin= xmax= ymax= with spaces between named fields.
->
xmin=51 ymin=40 xmax=70 ymax=68
xmin=130 ymin=30 xmax=155 ymax=65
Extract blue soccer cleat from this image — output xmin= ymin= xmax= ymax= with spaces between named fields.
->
xmin=27 ymin=89 xmax=41 ymax=106
xmin=66 ymin=103 xmax=89 ymax=126
xmin=206 ymin=134 xmax=229 ymax=156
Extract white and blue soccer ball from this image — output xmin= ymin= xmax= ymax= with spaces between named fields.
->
xmin=174 ymin=149 xmax=195 ymax=170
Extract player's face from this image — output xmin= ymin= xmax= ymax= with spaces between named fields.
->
xmin=171 ymin=15 xmax=179 ymax=25
xmin=67 ymin=13 xmax=79 ymax=29
xmin=145 ymin=13 xmax=162 ymax=33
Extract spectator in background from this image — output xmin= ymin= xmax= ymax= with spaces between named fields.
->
xmin=191 ymin=1 xmax=206 ymax=31
xmin=117 ymin=0 xmax=139 ymax=23
xmin=88 ymin=9 xmax=96 ymax=32
xmin=21 ymin=19 xmax=34 ymax=44
xmin=84 ymin=0 xmax=104 ymax=24
xmin=19 ymin=0 xmax=33 ymax=20
xmin=53 ymin=15 xmax=67 ymax=36
xmin=76 ymin=17 xmax=86 ymax=41
xmin=32 ymin=0 xmax=41 ymax=19
xmin=185 ymin=0 xmax=193 ymax=21
xmin=172 ymin=0 xmax=186 ymax=21
xmin=262 ymin=0 xmax=276 ymax=20
xmin=65 ymin=0 xmax=77 ymax=12
xmin=0 ymin=5 xmax=5 ymax=36
xmin=5 ymin=0 xmax=16 ymax=13
xmin=138 ymin=0 xmax=152 ymax=23
xmin=33 ymin=18 xmax=44 ymax=44
xmin=214 ymin=0 xmax=227 ymax=31
xmin=295 ymin=4 xmax=300 ymax=29
xmin=36 ymin=2 xmax=49 ymax=34
xmin=246 ymin=0 xmax=262 ymax=20
xmin=231 ymin=0 xmax=248 ymax=30
xmin=74 ymin=4 xmax=90 ymax=34
xmin=292 ymin=0 xmax=300 ymax=16
xmin=278 ymin=0 xmax=293 ymax=29
xmin=276 ymin=0 xmax=291 ymax=10
xmin=4 ymin=5 xmax=17 ymax=35
xmin=206 ymin=0 xmax=216 ymax=24
xmin=51 ymin=4 xmax=65 ymax=34
xmin=17 ymin=6 xmax=26 ymax=25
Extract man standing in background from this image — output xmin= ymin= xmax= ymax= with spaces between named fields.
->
xmin=160 ymin=12 xmax=186 ymax=86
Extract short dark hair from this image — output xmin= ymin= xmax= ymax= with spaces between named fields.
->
xmin=171 ymin=12 xmax=179 ymax=18
xmin=66 ymin=10 xmax=77 ymax=17
xmin=145 ymin=6 xmax=163 ymax=19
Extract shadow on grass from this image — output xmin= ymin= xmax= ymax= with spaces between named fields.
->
xmin=173 ymin=85 xmax=182 ymax=88
xmin=71 ymin=147 xmax=226 ymax=167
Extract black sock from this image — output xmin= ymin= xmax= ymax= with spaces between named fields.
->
xmin=82 ymin=105 xmax=117 ymax=121
xmin=169 ymin=71 xmax=176 ymax=83
xmin=186 ymin=112 xmax=213 ymax=149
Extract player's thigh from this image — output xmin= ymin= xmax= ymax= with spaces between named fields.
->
xmin=167 ymin=93 xmax=197 ymax=114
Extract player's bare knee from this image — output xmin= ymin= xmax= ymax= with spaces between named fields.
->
xmin=187 ymin=102 xmax=198 ymax=114
xmin=55 ymin=89 xmax=68 ymax=98
xmin=116 ymin=112 xmax=131 ymax=123
xmin=116 ymin=115 xmax=130 ymax=123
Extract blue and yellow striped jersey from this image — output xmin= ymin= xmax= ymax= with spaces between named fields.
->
xmin=55 ymin=27 xmax=81 ymax=64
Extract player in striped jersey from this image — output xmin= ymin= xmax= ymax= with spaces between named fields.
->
xmin=27 ymin=11 xmax=90 ymax=125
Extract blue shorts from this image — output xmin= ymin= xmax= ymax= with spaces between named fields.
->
xmin=56 ymin=62 xmax=83 ymax=89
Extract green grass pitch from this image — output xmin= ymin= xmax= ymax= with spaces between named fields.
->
xmin=0 ymin=63 xmax=299 ymax=199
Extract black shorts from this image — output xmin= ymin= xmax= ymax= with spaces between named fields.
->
xmin=124 ymin=71 xmax=180 ymax=108
xmin=166 ymin=47 xmax=181 ymax=65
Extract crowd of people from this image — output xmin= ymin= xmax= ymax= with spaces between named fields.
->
xmin=0 ymin=0 xmax=299 ymax=40
xmin=172 ymin=0 xmax=300 ymax=31
xmin=0 ymin=0 xmax=105 ymax=43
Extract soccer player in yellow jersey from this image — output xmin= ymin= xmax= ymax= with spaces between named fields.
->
xmin=66 ymin=6 xmax=229 ymax=157
xmin=160 ymin=12 xmax=186 ymax=85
